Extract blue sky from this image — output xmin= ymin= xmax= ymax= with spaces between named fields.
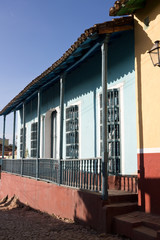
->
xmin=0 ymin=0 xmax=115 ymax=142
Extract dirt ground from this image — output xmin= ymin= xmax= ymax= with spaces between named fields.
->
xmin=0 ymin=196 xmax=129 ymax=240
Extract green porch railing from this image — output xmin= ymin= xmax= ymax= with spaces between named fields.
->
xmin=1 ymin=158 xmax=137 ymax=193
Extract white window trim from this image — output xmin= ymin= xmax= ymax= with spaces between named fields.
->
xmin=20 ymin=124 xmax=28 ymax=158
xmin=28 ymin=119 xmax=38 ymax=158
xmin=30 ymin=121 xmax=38 ymax=158
xmin=98 ymin=82 xmax=125 ymax=174
xmin=44 ymin=107 xmax=60 ymax=159
xmin=65 ymin=101 xmax=81 ymax=159
xmin=40 ymin=115 xmax=45 ymax=158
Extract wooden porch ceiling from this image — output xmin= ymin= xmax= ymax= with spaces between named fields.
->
xmin=0 ymin=16 xmax=133 ymax=116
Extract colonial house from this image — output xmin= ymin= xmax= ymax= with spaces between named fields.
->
xmin=0 ymin=138 xmax=16 ymax=159
xmin=0 ymin=144 xmax=15 ymax=159
xmin=0 ymin=138 xmax=9 ymax=146
xmin=0 ymin=16 xmax=137 ymax=232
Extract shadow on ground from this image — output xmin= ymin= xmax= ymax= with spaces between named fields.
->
xmin=0 ymin=195 xmax=127 ymax=240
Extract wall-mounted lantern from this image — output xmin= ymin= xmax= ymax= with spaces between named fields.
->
xmin=148 ymin=41 xmax=160 ymax=67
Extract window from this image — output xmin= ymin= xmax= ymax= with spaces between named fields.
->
xmin=31 ymin=122 xmax=37 ymax=158
xmin=66 ymin=105 xmax=79 ymax=159
xmin=51 ymin=111 xmax=57 ymax=159
xmin=20 ymin=127 xmax=26 ymax=158
xmin=100 ymin=89 xmax=120 ymax=174
xmin=41 ymin=115 xmax=45 ymax=158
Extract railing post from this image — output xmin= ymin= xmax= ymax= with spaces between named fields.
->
xmin=95 ymin=159 xmax=98 ymax=191
xmin=80 ymin=160 xmax=82 ymax=189
xmin=36 ymin=89 xmax=41 ymax=179
xmin=12 ymin=111 xmax=16 ymax=174
xmin=99 ymin=159 xmax=102 ymax=191
xmin=59 ymin=73 xmax=65 ymax=184
xmin=89 ymin=159 xmax=92 ymax=190
xmin=101 ymin=34 xmax=110 ymax=200
xmin=21 ymin=102 xmax=26 ymax=176
xmin=78 ymin=160 xmax=81 ymax=188
xmin=21 ymin=158 xmax=23 ymax=176
xmin=92 ymin=159 xmax=95 ymax=191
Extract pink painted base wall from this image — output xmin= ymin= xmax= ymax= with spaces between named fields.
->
xmin=138 ymin=153 xmax=160 ymax=215
xmin=0 ymin=172 xmax=107 ymax=232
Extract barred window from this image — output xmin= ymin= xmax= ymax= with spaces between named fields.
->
xmin=66 ymin=105 xmax=79 ymax=159
xmin=31 ymin=122 xmax=37 ymax=158
xmin=51 ymin=111 xmax=57 ymax=159
xmin=100 ymin=89 xmax=120 ymax=174
xmin=20 ymin=127 xmax=26 ymax=158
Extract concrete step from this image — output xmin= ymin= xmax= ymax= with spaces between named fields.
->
xmin=107 ymin=202 xmax=138 ymax=217
xmin=105 ymin=202 xmax=138 ymax=233
xmin=113 ymin=211 xmax=160 ymax=239
xmin=133 ymin=226 xmax=157 ymax=240
xmin=108 ymin=191 xmax=138 ymax=204
xmin=113 ymin=214 xmax=141 ymax=239
xmin=143 ymin=219 xmax=160 ymax=231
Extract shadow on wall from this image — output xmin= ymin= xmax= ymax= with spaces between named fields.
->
xmin=108 ymin=30 xmax=135 ymax=85
xmin=20 ymin=96 xmax=38 ymax=124
xmin=138 ymin=175 xmax=160 ymax=214
xmin=65 ymin=52 xmax=102 ymax=104
xmin=73 ymin=190 xmax=107 ymax=233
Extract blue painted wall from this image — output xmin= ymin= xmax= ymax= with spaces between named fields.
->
xmin=17 ymin=30 xmax=137 ymax=174
xmin=64 ymin=52 xmax=101 ymax=159
xmin=107 ymin=30 xmax=137 ymax=174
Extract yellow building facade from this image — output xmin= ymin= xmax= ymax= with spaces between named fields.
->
xmin=110 ymin=0 xmax=160 ymax=214
xmin=135 ymin=0 xmax=160 ymax=151
xmin=134 ymin=0 xmax=160 ymax=214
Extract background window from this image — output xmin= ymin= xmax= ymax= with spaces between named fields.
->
xmin=20 ymin=127 xmax=26 ymax=158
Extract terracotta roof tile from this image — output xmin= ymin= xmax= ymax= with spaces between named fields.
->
xmin=109 ymin=0 xmax=146 ymax=16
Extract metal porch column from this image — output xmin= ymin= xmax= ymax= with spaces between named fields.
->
xmin=12 ymin=110 xmax=16 ymax=159
xmin=59 ymin=73 xmax=65 ymax=184
xmin=2 ymin=115 xmax=6 ymax=159
xmin=21 ymin=102 xmax=26 ymax=175
xmin=101 ymin=34 xmax=110 ymax=200
xmin=36 ymin=89 xmax=41 ymax=179
xmin=22 ymin=102 xmax=26 ymax=159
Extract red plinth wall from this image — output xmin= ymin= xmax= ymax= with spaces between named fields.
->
xmin=0 ymin=172 xmax=108 ymax=233
xmin=138 ymin=153 xmax=160 ymax=215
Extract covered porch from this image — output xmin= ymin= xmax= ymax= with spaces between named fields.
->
xmin=0 ymin=16 xmax=136 ymax=199
xmin=0 ymin=16 xmax=138 ymax=233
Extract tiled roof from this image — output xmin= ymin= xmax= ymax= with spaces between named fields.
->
xmin=0 ymin=16 xmax=133 ymax=116
xmin=109 ymin=0 xmax=146 ymax=16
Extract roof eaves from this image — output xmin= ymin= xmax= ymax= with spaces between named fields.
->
xmin=109 ymin=0 xmax=146 ymax=16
